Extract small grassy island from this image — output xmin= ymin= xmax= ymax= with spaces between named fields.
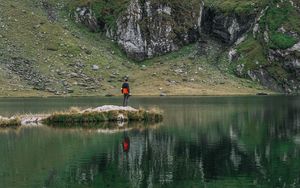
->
xmin=0 ymin=106 xmax=163 ymax=128
xmin=43 ymin=105 xmax=163 ymax=127
xmin=0 ymin=116 xmax=21 ymax=127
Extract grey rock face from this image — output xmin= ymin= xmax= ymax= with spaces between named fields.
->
xmin=228 ymin=48 xmax=238 ymax=62
xmin=251 ymin=40 xmax=300 ymax=93
xmin=115 ymin=0 xmax=201 ymax=61
xmin=116 ymin=0 xmax=145 ymax=61
xmin=74 ymin=1 xmax=255 ymax=61
xmin=74 ymin=7 xmax=99 ymax=32
xmin=41 ymin=0 xmax=58 ymax=22
xmin=74 ymin=0 xmax=202 ymax=61
xmin=249 ymin=69 xmax=284 ymax=92
xmin=201 ymin=7 xmax=255 ymax=45
xmin=268 ymin=41 xmax=300 ymax=77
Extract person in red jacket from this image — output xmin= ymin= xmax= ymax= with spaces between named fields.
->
xmin=121 ymin=78 xmax=130 ymax=106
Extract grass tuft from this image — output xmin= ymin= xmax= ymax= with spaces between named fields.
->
xmin=43 ymin=107 xmax=163 ymax=127
xmin=269 ymin=32 xmax=298 ymax=49
xmin=69 ymin=106 xmax=81 ymax=113
xmin=0 ymin=117 xmax=21 ymax=127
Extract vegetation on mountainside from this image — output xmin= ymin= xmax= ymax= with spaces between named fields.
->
xmin=234 ymin=0 xmax=300 ymax=84
xmin=259 ymin=0 xmax=299 ymax=50
xmin=69 ymin=0 xmax=202 ymax=43
xmin=236 ymin=36 xmax=268 ymax=72
xmin=203 ymin=0 xmax=269 ymax=14
xmin=0 ymin=0 xmax=269 ymax=96
xmin=0 ymin=0 xmax=134 ymax=96
xmin=67 ymin=0 xmax=130 ymax=30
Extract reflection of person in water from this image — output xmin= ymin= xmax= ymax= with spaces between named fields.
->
xmin=122 ymin=137 xmax=130 ymax=152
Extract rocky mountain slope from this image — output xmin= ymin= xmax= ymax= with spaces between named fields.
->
xmin=1 ymin=0 xmax=299 ymax=96
xmin=73 ymin=0 xmax=300 ymax=93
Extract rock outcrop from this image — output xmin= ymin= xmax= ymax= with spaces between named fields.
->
xmin=74 ymin=7 xmax=99 ymax=32
xmin=201 ymin=7 xmax=255 ymax=45
xmin=226 ymin=1 xmax=300 ymax=94
xmin=75 ymin=0 xmax=202 ymax=61
xmin=74 ymin=0 xmax=256 ymax=61
xmin=116 ymin=0 xmax=202 ymax=60
xmin=266 ymin=41 xmax=300 ymax=93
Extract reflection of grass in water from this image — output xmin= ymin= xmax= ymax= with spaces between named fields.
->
xmin=47 ymin=121 xmax=162 ymax=132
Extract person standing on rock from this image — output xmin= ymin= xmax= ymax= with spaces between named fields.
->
xmin=121 ymin=77 xmax=130 ymax=106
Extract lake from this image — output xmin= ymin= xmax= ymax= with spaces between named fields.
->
xmin=0 ymin=96 xmax=299 ymax=187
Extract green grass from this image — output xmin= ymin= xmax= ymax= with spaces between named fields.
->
xmin=0 ymin=0 xmax=137 ymax=95
xmin=265 ymin=2 xmax=290 ymax=31
xmin=0 ymin=118 xmax=21 ymax=127
xmin=0 ymin=0 xmax=284 ymax=95
xmin=269 ymin=32 xmax=298 ymax=49
xmin=234 ymin=0 xmax=300 ymax=82
xmin=266 ymin=64 xmax=290 ymax=83
xmin=260 ymin=1 xmax=299 ymax=49
xmin=142 ymin=44 xmax=196 ymax=65
xmin=43 ymin=107 xmax=163 ymax=126
xmin=65 ymin=0 xmax=130 ymax=30
xmin=236 ymin=36 xmax=268 ymax=74
xmin=203 ymin=0 xmax=269 ymax=14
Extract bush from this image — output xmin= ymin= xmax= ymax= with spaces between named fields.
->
xmin=270 ymin=32 xmax=297 ymax=49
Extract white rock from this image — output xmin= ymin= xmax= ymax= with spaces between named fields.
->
xmin=92 ymin=105 xmax=138 ymax=112
xmin=288 ymin=41 xmax=300 ymax=52
xmin=228 ymin=48 xmax=237 ymax=62
xmin=228 ymin=18 xmax=240 ymax=41
xmin=92 ymin=65 xmax=99 ymax=70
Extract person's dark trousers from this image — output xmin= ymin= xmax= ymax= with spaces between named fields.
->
xmin=123 ymin=94 xmax=129 ymax=106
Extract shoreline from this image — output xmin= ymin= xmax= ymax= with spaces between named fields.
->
xmin=0 ymin=92 xmax=284 ymax=99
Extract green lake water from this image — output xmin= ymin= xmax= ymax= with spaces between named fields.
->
xmin=0 ymin=96 xmax=300 ymax=187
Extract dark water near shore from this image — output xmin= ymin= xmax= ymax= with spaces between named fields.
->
xmin=0 ymin=96 xmax=300 ymax=187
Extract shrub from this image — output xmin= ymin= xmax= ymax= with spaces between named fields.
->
xmin=270 ymin=33 xmax=297 ymax=49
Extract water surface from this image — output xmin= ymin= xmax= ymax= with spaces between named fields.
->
xmin=0 ymin=96 xmax=299 ymax=187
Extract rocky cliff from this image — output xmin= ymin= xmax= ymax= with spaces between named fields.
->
xmin=60 ymin=0 xmax=300 ymax=93
xmin=201 ymin=7 xmax=255 ymax=44
xmin=76 ymin=0 xmax=202 ymax=61
xmin=232 ymin=0 xmax=300 ymax=93
xmin=75 ymin=0 xmax=257 ymax=61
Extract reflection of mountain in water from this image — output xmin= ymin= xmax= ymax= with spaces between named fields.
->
xmin=64 ymin=97 xmax=300 ymax=187
xmin=1 ymin=97 xmax=300 ymax=187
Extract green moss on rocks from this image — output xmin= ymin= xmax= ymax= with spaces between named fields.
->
xmin=260 ymin=1 xmax=299 ymax=49
xmin=235 ymin=0 xmax=300 ymax=87
xmin=269 ymin=33 xmax=298 ymax=50
xmin=203 ymin=0 xmax=268 ymax=14
xmin=68 ymin=0 xmax=130 ymax=29
xmin=236 ymin=36 xmax=268 ymax=74
xmin=266 ymin=64 xmax=290 ymax=83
